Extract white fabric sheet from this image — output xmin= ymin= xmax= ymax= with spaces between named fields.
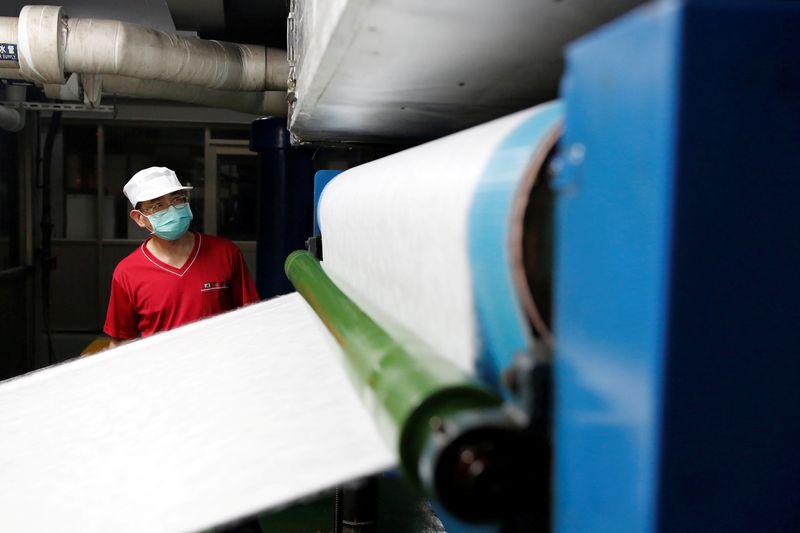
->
xmin=0 ymin=293 xmax=395 ymax=533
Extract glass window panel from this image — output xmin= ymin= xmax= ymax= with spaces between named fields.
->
xmin=62 ymin=125 xmax=99 ymax=239
xmin=217 ymin=153 xmax=258 ymax=241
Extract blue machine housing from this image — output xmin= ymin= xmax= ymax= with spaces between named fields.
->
xmin=553 ymin=1 xmax=800 ymax=532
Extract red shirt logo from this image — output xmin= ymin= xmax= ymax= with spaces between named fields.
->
xmin=202 ymin=281 xmax=229 ymax=291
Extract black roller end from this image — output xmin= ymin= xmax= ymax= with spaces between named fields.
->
xmin=420 ymin=411 xmax=550 ymax=528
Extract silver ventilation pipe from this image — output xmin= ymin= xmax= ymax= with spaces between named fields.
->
xmin=0 ymin=6 xmax=288 ymax=116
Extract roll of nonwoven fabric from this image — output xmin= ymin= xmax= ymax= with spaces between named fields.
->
xmin=319 ymin=101 xmax=562 ymax=387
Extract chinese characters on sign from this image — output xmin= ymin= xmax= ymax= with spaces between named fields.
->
xmin=0 ymin=43 xmax=18 ymax=61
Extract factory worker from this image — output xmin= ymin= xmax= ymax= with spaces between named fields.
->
xmin=104 ymin=166 xmax=260 ymax=347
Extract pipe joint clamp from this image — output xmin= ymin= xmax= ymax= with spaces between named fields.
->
xmin=18 ymin=5 xmax=66 ymax=84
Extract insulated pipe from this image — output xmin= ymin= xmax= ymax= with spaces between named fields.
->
xmin=0 ymin=104 xmax=24 ymax=131
xmin=101 ymin=75 xmax=287 ymax=116
xmin=0 ymin=68 xmax=24 ymax=80
xmin=0 ymin=16 xmax=17 ymax=40
xmin=17 ymin=5 xmax=65 ymax=84
xmin=62 ymin=18 xmax=287 ymax=91
xmin=0 ymin=84 xmax=26 ymax=131
xmin=286 ymin=251 xmax=543 ymax=523
xmin=2 ymin=6 xmax=288 ymax=92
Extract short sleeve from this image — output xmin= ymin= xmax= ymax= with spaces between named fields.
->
xmin=103 ymin=271 xmax=140 ymax=340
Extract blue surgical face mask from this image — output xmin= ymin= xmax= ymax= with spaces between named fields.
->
xmin=146 ymin=204 xmax=193 ymax=240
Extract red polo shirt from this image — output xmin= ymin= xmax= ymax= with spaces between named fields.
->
xmin=104 ymin=233 xmax=260 ymax=340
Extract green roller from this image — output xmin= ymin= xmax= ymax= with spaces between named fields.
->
xmin=285 ymin=250 xmax=497 ymax=469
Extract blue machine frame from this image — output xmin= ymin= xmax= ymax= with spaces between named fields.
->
xmin=553 ymin=1 xmax=800 ymax=532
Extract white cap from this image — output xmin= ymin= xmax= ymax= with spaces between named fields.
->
xmin=123 ymin=167 xmax=193 ymax=207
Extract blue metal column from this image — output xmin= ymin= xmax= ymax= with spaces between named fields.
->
xmin=250 ymin=118 xmax=314 ymax=298
xmin=553 ymin=1 xmax=800 ymax=532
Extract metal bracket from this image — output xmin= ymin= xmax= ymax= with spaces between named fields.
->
xmin=0 ymin=101 xmax=115 ymax=113
xmin=504 ymin=343 xmax=552 ymax=435
xmin=305 ymin=234 xmax=323 ymax=261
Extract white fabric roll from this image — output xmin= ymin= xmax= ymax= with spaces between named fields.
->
xmin=319 ymin=107 xmax=542 ymax=374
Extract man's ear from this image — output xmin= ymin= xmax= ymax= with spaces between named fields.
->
xmin=129 ymin=210 xmax=149 ymax=229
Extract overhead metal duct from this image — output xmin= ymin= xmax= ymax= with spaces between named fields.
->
xmin=0 ymin=5 xmax=288 ymax=116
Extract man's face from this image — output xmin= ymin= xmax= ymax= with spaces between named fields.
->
xmin=130 ymin=192 xmax=189 ymax=229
